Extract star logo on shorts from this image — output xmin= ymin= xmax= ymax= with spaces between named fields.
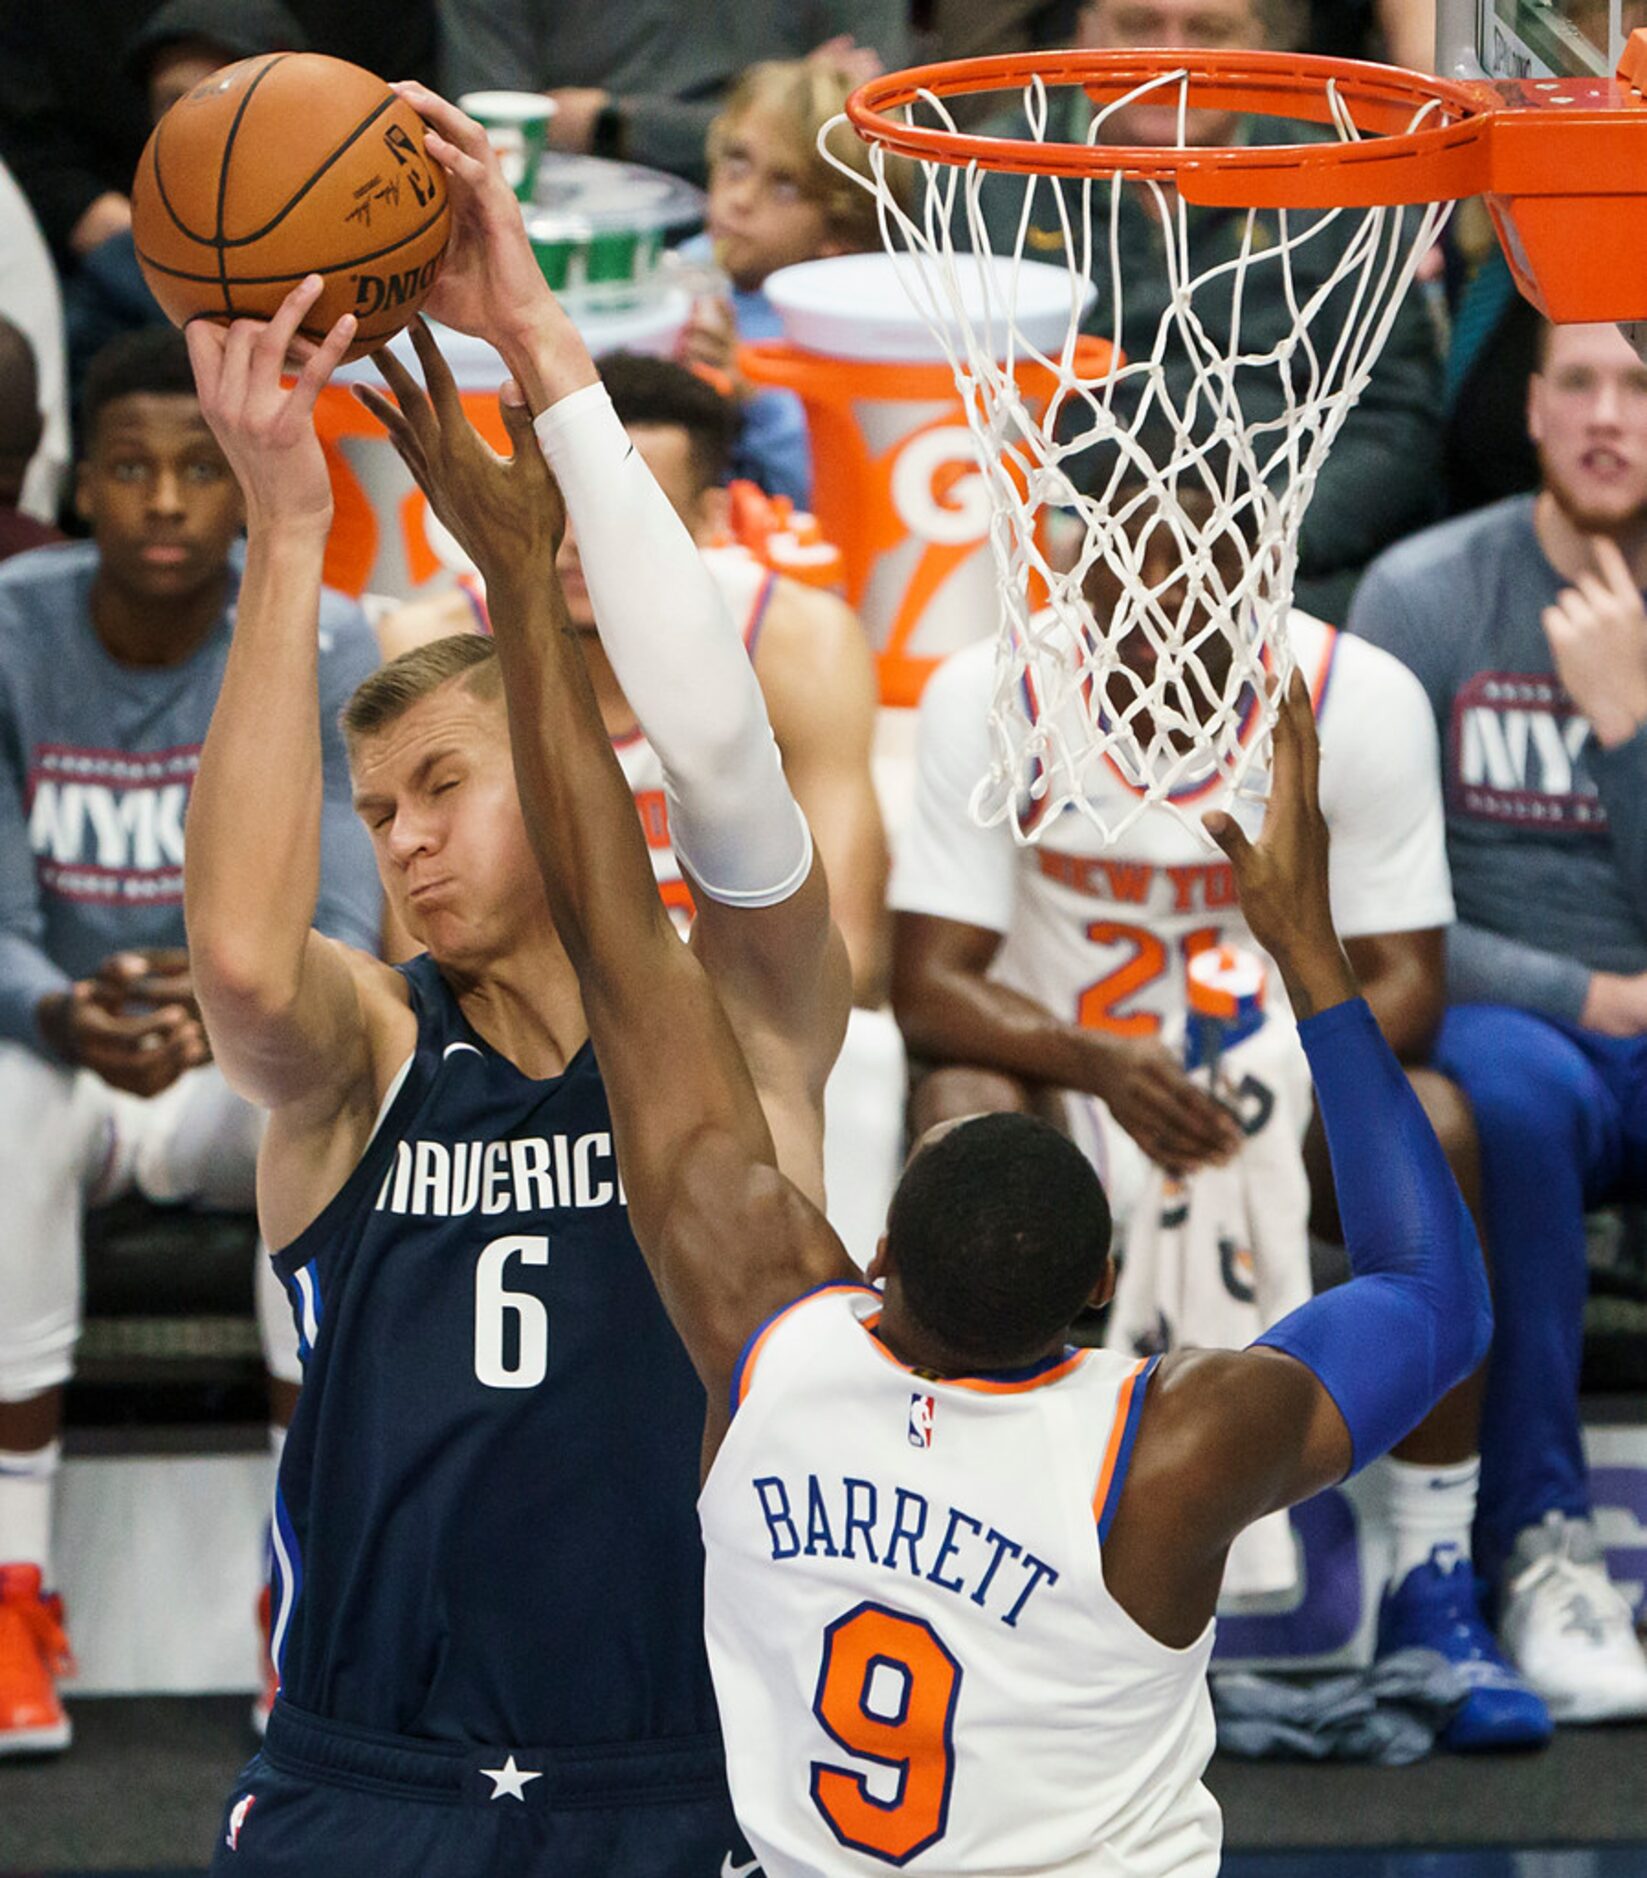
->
xmin=480 ymin=1753 xmax=542 ymax=1801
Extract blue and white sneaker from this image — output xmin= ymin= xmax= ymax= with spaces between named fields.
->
xmin=1377 ymin=1544 xmax=1553 ymax=1751
xmin=1499 ymin=1512 xmax=1647 ymax=1723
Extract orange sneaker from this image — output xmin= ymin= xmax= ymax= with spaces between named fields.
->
xmin=0 ymin=1563 xmax=73 ymax=1757
xmin=252 ymin=1583 xmax=278 ymax=1737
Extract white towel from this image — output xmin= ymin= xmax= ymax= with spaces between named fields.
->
xmin=1106 ymin=1018 xmax=1315 ymax=1596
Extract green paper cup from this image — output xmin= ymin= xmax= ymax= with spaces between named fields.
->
xmin=459 ymin=91 xmax=556 ymax=202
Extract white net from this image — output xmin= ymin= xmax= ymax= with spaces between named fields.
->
xmin=826 ymin=66 xmax=1455 ymax=845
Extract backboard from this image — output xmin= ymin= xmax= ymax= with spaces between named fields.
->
xmin=1440 ymin=0 xmax=1647 ymax=78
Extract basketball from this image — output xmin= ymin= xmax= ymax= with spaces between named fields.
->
xmin=130 ymin=53 xmax=450 ymax=362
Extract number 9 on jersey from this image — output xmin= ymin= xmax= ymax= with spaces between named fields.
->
xmin=810 ymin=1602 xmax=962 ymax=1864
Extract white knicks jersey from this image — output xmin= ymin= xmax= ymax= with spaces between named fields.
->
xmin=700 ymin=1284 xmax=1220 ymax=1877
xmin=463 ymin=545 xmax=776 ymax=932
xmin=890 ymin=614 xmax=1454 ymax=1037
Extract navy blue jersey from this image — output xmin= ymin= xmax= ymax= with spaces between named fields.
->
xmin=269 ymin=954 xmax=718 ymax=1749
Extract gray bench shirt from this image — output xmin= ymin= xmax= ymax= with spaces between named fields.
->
xmin=0 ymin=540 xmax=381 ymax=1052
xmin=1348 ymin=495 xmax=1647 ymax=1022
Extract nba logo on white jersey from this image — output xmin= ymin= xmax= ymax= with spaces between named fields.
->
xmin=226 ymin=1794 xmax=255 ymax=1850
xmin=907 ymin=1393 xmax=935 ymax=1448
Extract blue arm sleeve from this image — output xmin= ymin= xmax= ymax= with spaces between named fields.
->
xmin=1254 ymin=997 xmax=1491 ymax=1476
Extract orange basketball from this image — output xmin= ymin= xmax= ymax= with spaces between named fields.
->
xmin=131 ymin=53 xmax=450 ymax=362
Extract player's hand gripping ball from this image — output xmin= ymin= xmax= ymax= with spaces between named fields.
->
xmin=131 ymin=53 xmax=450 ymax=362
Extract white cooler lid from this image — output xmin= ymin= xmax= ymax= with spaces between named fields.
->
xmin=764 ymin=251 xmax=1096 ymax=363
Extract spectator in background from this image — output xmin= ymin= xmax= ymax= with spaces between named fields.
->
xmin=0 ymin=1 xmax=438 ymax=395
xmin=1349 ymin=319 xmax=1647 ymax=1724
xmin=0 ymin=320 xmax=62 ymax=563
xmin=890 ymin=489 xmax=1550 ymax=1750
xmin=62 ymin=0 xmax=316 ymax=389
xmin=0 ymin=328 xmax=381 ymax=1755
xmin=977 ymin=0 xmax=1446 ymax=622
xmin=0 ymin=161 xmax=69 ymax=528
xmin=675 ymin=58 xmax=902 ymax=504
xmin=438 ymin=0 xmax=907 ymax=186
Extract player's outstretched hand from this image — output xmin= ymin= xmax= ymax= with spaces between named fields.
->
xmin=184 ymin=275 xmax=355 ymax=536
xmin=1203 ymin=672 xmax=1354 ymax=1018
xmin=358 ymin=318 xmax=564 ymax=594
xmin=389 ymin=80 xmax=585 ymax=406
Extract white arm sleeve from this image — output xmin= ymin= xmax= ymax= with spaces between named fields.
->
xmin=533 ymin=383 xmax=812 ymax=907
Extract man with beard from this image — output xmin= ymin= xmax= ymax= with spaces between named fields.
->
xmin=1350 ymin=319 xmax=1647 ymax=1724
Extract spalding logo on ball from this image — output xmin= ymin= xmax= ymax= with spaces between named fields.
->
xmin=131 ymin=53 xmax=451 ymax=362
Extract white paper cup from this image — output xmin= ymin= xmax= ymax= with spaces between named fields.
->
xmin=458 ymin=91 xmax=557 ymax=200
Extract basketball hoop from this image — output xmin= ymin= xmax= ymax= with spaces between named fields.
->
xmin=826 ymin=40 xmax=1647 ymax=843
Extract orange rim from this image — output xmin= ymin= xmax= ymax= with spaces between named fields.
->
xmin=842 ymin=40 xmax=1647 ymax=316
xmin=839 ymin=46 xmax=1647 ymax=209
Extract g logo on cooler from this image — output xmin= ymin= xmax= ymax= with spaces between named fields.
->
xmin=889 ymin=426 xmax=992 ymax=547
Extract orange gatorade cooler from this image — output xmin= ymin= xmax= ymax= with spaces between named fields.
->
xmin=314 ymin=303 xmax=688 ymax=598
xmin=315 ymin=153 xmax=704 ymax=599
xmin=743 ymin=252 xmax=1111 ymax=707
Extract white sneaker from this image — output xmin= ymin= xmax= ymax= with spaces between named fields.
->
xmin=1498 ymin=1511 xmax=1647 ymax=1723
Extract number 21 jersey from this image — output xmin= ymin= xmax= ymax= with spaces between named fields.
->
xmin=701 ymin=1285 xmax=1221 ymax=1875
xmin=891 ymin=615 xmax=1453 ymax=1039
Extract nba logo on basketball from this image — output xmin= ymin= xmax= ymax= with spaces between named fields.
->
xmin=226 ymin=1793 xmax=256 ymax=1850
xmin=908 ymin=1394 xmax=935 ymax=1448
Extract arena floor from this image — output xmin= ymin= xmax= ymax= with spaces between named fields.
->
xmin=0 ymin=1698 xmax=1643 ymax=1874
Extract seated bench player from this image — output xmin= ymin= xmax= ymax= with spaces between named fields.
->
xmin=889 ymin=485 xmax=1552 ymax=1750
xmin=383 ymin=319 xmax=1493 ymax=1874
xmin=0 ymin=326 xmax=380 ymax=1755
xmin=1349 ymin=318 xmax=1647 ymax=1723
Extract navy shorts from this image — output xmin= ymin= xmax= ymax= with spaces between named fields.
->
xmin=208 ymin=1700 xmax=759 ymax=1877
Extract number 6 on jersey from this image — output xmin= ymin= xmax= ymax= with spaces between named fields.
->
xmin=810 ymin=1602 xmax=962 ymax=1865
xmin=474 ymin=1233 xmax=549 ymax=1388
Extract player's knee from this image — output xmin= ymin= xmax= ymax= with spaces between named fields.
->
xmin=908 ymin=1063 xmax=1036 ymax=1137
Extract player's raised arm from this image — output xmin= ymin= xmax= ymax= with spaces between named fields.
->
xmin=396 ymin=84 xmax=847 ymax=1167
xmin=183 ymin=281 xmax=398 ymax=1130
xmin=360 ymin=327 xmax=854 ymax=1433
xmin=1106 ymin=678 xmax=1493 ymax=1633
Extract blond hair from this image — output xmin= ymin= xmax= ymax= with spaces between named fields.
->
xmin=341 ymin=633 xmax=501 ymax=752
xmin=708 ymin=59 xmax=906 ymax=256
